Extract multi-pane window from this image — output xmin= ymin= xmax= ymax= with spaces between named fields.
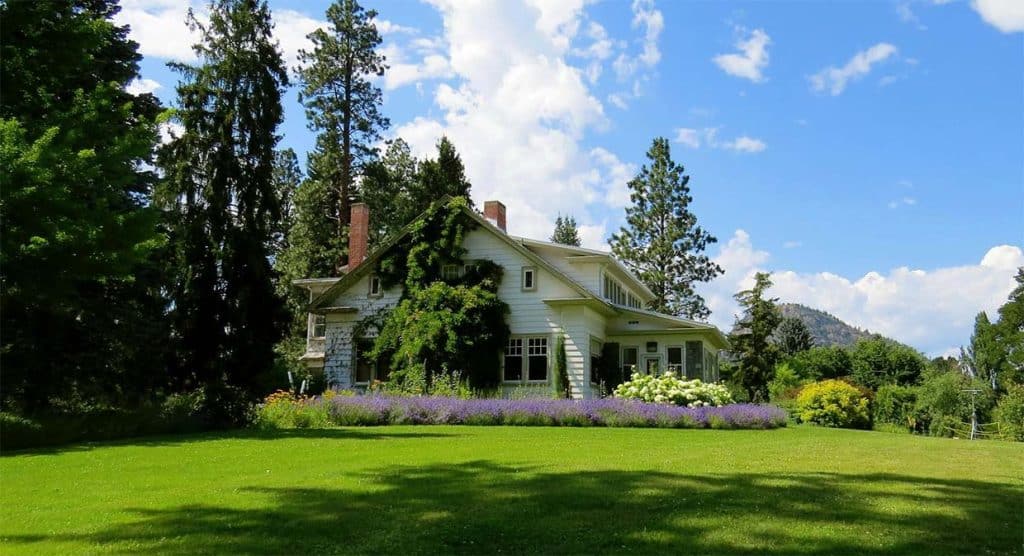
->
xmin=626 ymin=293 xmax=642 ymax=309
xmin=603 ymin=273 xmax=637 ymax=306
xmin=442 ymin=264 xmax=462 ymax=281
xmin=504 ymin=337 xmax=547 ymax=382
xmin=522 ymin=267 xmax=536 ymax=291
xmin=622 ymin=346 xmax=639 ymax=378
xmin=354 ymin=338 xmax=390 ymax=384
xmin=310 ymin=314 xmax=327 ymax=339
xmin=685 ymin=340 xmax=703 ymax=380
xmin=667 ymin=346 xmax=683 ymax=374
xmin=368 ymin=275 xmax=382 ymax=297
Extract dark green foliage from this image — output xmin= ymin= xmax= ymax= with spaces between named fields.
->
xmin=295 ymin=0 xmax=388 ymax=269
xmin=553 ymin=335 xmax=570 ymax=398
xmin=269 ymin=148 xmax=303 ymax=260
xmin=873 ymin=384 xmax=921 ymax=432
xmin=775 ymin=317 xmax=814 ymax=357
xmin=551 ymin=214 xmax=582 ymax=246
xmin=0 ymin=0 xmax=165 ymax=412
xmin=849 ymin=338 xmax=927 ymax=390
xmin=777 ymin=304 xmax=873 ymax=347
xmin=787 ymin=346 xmax=853 ymax=381
xmin=368 ymin=198 xmax=510 ymax=391
xmin=417 ymin=136 xmax=473 ymax=206
xmin=728 ymin=272 xmax=782 ymax=402
xmin=994 ymin=268 xmax=1024 ymax=387
xmin=157 ymin=0 xmax=289 ymax=420
xmin=609 ymin=137 xmax=722 ymax=319
xmin=360 ymin=138 xmax=421 ymax=242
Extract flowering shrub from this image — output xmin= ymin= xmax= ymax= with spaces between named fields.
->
xmin=255 ymin=394 xmax=786 ymax=430
xmin=613 ymin=372 xmax=734 ymax=407
xmin=256 ymin=390 xmax=331 ymax=429
xmin=795 ymin=379 xmax=870 ymax=429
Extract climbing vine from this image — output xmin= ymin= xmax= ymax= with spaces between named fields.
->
xmin=362 ymin=197 xmax=510 ymax=392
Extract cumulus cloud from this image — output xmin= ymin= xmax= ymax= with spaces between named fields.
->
xmin=393 ymin=0 xmax=648 ymax=250
xmin=126 ymin=78 xmax=162 ymax=95
xmin=971 ymin=0 xmax=1024 ymax=32
xmin=700 ymin=230 xmax=1024 ymax=355
xmin=712 ymin=27 xmax=771 ymax=82
xmin=672 ymin=127 xmax=766 ymax=153
xmin=114 ymin=0 xmax=200 ymax=61
xmin=809 ymin=43 xmax=898 ymax=96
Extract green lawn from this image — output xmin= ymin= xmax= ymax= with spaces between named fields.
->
xmin=1 ymin=426 xmax=1021 ymax=555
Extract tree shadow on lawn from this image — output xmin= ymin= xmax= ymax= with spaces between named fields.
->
xmin=1 ymin=428 xmax=462 ymax=457
xmin=8 ymin=462 xmax=1022 ymax=555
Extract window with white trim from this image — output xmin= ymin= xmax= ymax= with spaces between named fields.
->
xmin=309 ymin=314 xmax=326 ymax=339
xmin=621 ymin=346 xmax=639 ymax=378
xmin=442 ymin=264 xmax=462 ymax=280
xmin=667 ymin=346 xmax=683 ymax=374
xmin=521 ymin=266 xmax=537 ymax=291
xmin=504 ymin=336 xmax=548 ymax=382
xmin=368 ymin=274 xmax=382 ymax=297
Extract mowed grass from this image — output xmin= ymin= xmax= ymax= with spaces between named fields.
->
xmin=1 ymin=426 xmax=1021 ymax=555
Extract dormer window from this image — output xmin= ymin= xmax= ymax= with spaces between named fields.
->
xmin=521 ymin=266 xmax=536 ymax=291
xmin=368 ymin=274 xmax=382 ymax=297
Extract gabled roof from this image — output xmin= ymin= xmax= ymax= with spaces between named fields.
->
xmin=308 ymin=197 xmax=602 ymax=311
xmin=512 ymin=237 xmax=656 ymax=300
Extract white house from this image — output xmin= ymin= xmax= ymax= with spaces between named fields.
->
xmin=295 ymin=199 xmax=728 ymax=399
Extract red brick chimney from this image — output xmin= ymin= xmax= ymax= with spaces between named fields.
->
xmin=348 ymin=203 xmax=369 ymax=270
xmin=483 ymin=200 xmax=506 ymax=232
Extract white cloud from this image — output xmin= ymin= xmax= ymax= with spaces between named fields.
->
xmin=114 ymin=0 xmax=200 ymax=61
xmin=376 ymin=19 xmax=417 ymax=35
xmin=274 ymin=9 xmax=328 ymax=69
xmin=888 ymin=196 xmax=917 ymax=209
xmin=126 ymin=78 xmax=162 ymax=95
xmin=700 ymin=230 xmax=1024 ymax=355
xmin=712 ymin=27 xmax=771 ymax=82
xmin=722 ymin=135 xmax=767 ymax=153
xmin=809 ymin=43 xmax=898 ymax=96
xmin=392 ymin=0 xmax=643 ymax=249
xmin=158 ymin=121 xmax=184 ymax=144
xmin=971 ymin=0 xmax=1024 ymax=32
xmin=672 ymin=127 xmax=766 ymax=153
xmin=896 ymin=2 xmax=928 ymax=30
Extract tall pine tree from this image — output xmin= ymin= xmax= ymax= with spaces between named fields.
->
xmin=295 ymin=0 xmax=388 ymax=271
xmin=551 ymin=214 xmax=582 ymax=246
xmin=1 ymin=0 xmax=165 ymax=412
xmin=609 ymin=137 xmax=722 ymax=319
xmin=417 ymin=136 xmax=472 ymax=205
xmin=158 ymin=0 xmax=289 ymax=416
xmin=361 ymin=138 xmax=420 ymax=243
xmin=729 ymin=272 xmax=782 ymax=402
xmin=775 ymin=317 xmax=814 ymax=357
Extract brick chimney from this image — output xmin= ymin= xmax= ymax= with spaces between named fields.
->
xmin=483 ymin=200 xmax=506 ymax=232
xmin=348 ymin=203 xmax=369 ymax=270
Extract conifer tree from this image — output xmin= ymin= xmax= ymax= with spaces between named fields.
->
xmin=551 ymin=214 xmax=582 ymax=246
xmin=361 ymin=138 xmax=420 ymax=243
xmin=1 ymin=0 xmax=164 ymax=411
xmin=609 ymin=137 xmax=723 ymax=319
xmin=729 ymin=272 xmax=782 ymax=402
xmin=295 ymin=0 xmax=388 ymax=270
xmin=417 ymin=136 xmax=472 ymax=204
xmin=158 ymin=0 xmax=289 ymax=416
xmin=775 ymin=317 xmax=814 ymax=357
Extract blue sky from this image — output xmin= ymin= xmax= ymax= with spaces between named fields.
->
xmin=119 ymin=0 xmax=1023 ymax=355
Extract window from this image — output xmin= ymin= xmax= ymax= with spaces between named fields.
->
xmin=590 ymin=339 xmax=602 ymax=385
xmin=368 ymin=274 xmax=382 ymax=297
xmin=310 ymin=314 xmax=326 ymax=339
xmin=622 ymin=346 xmax=638 ymax=378
xmin=504 ymin=337 xmax=548 ymax=382
xmin=667 ymin=346 xmax=683 ymax=374
xmin=442 ymin=264 xmax=462 ymax=281
xmin=626 ymin=293 xmax=641 ymax=309
xmin=521 ymin=266 xmax=536 ymax=291
xmin=685 ymin=340 xmax=703 ymax=379
xmin=644 ymin=357 xmax=660 ymax=375
xmin=354 ymin=338 xmax=390 ymax=384
xmin=602 ymin=272 xmax=631 ymax=306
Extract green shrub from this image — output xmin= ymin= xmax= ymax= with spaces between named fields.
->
xmin=849 ymin=338 xmax=927 ymax=389
xmin=768 ymin=363 xmax=804 ymax=401
xmin=787 ymin=346 xmax=852 ymax=381
xmin=873 ymin=384 xmax=920 ymax=432
xmin=993 ymin=385 xmax=1024 ymax=441
xmin=795 ymin=380 xmax=870 ymax=429
xmin=613 ymin=372 xmax=734 ymax=407
xmin=915 ymin=369 xmax=994 ymax=437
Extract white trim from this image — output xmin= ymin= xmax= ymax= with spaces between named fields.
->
xmin=502 ymin=334 xmax=549 ymax=384
xmin=521 ymin=266 xmax=537 ymax=292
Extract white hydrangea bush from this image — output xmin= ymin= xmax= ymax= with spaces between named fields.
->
xmin=613 ymin=372 xmax=734 ymax=408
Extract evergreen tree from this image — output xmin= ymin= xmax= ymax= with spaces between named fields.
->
xmin=609 ymin=137 xmax=723 ymax=319
xmin=416 ymin=136 xmax=472 ymax=205
xmin=158 ymin=0 xmax=289 ymax=417
xmin=551 ymin=214 xmax=582 ymax=246
xmin=361 ymin=138 xmax=420 ymax=243
xmin=729 ymin=272 xmax=782 ymax=402
xmin=775 ymin=317 xmax=814 ymax=357
xmin=966 ymin=312 xmax=1004 ymax=390
xmin=269 ymin=148 xmax=302 ymax=260
xmin=295 ymin=0 xmax=388 ymax=271
xmin=1 ymin=0 xmax=164 ymax=412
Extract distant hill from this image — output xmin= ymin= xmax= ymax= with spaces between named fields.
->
xmin=777 ymin=303 xmax=876 ymax=348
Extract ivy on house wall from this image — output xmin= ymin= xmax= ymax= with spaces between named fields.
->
xmin=361 ymin=197 xmax=511 ymax=392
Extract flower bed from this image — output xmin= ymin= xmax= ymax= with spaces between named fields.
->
xmin=614 ymin=372 xmax=734 ymax=407
xmin=257 ymin=393 xmax=787 ymax=430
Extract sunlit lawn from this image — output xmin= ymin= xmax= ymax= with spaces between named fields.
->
xmin=1 ymin=425 xmax=1021 ymax=555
